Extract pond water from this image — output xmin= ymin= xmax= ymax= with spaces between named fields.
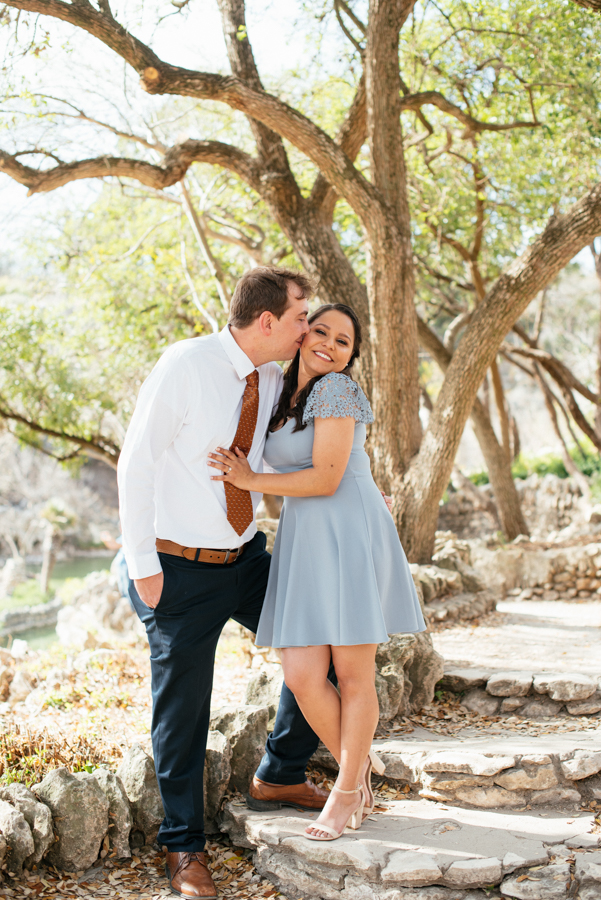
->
xmin=27 ymin=553 xmax=115 ymax=582
xmin=1 ymin=553 xmax=117 ymax=650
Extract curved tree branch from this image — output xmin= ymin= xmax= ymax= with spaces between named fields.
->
xmin=0 ymin=139 xmax=262 ymax=195
xmin=506 ymin=341 xmax=601 ymax=405
xmin=416 ymin=182 xmax=601 ymax=493
xmin=399 ymin=90 xmax=539 ymax=135
xmin=0 ymin=401 xmax=121 ymax=469
xmin=309 ymin=76 xmax=367 ymax=220
xmin=334 ymin=0 xmax=365 ymax=56
xmin=216 ymin=0 xmax=300 ymax=214
xmin=1 ymin=0 xmax=384 ymax=230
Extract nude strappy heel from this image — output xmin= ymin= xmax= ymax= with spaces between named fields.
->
xmin=304 ymin=784 xmax=365 ymax=842
xmin=363 ymin=749 xmax=386 ymax=816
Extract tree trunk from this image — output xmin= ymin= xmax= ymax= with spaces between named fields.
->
xmin=470 ymin=399 xmax=529 ymax=539
xmin=416 ymin=317 xmax=529 ymax=544
xmin=535 ymin=364 xmax=592 ymax=501
xmin=490 ymin=359 xmax=511 ymax=460
xmin=40 ymin=523 xmax=56 ymax=595
xmin=364 ymin=0 xmax=421 ymax=490
xmin=262 ymin=494 xmax=282 ymax=519
xmin=592 ymin=244 xmax=601 ymax=438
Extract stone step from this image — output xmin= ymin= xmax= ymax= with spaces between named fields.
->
xmin=220 ymin=798 xmax=601 ymax=899
xmin=310 ymin=732 xmax=601 ymax=811
xmin=424 ymin=591 xmax=496 ymax=625
xmin=0 ymin=597 xmax=62 ymax=638
xmin=439 ymin=665 xmax=601 ymax=717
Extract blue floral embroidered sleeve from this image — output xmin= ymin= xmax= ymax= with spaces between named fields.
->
xmin=302 ymin=372 xmax=374 ymax=425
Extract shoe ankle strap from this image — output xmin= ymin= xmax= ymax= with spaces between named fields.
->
xmin=332 ymin=784 xmax=362 ymax=795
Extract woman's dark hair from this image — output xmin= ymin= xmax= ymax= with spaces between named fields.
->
xmin=269 ymin=303 xmax=363 ymax=433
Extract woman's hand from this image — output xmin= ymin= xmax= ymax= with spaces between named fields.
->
xmin=380 ymin=491 xmax=393 ymax=514
xmin=208 ymin=446 xmax=258 ymax=491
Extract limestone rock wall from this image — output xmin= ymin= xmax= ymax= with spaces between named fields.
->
xmin=441 ymin=666 xmax=601 ymax=718
xmin=469 ymin=538 xmax=601 ymax=598
xmin=439 ymin=473 xmax=593 ymax=541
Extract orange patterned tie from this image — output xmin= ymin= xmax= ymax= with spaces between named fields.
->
xmin=225 ymin=370 xmax=260 ymax=536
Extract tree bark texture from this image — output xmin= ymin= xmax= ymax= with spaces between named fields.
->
xmin=416 ymin=318 xmax=529 ymax=544
xmin=591 ymin=243 xmax=601 ymax=438
xmin=401 ymin=185 xmax=601 ymax=560
xmin=363 ymin=0 xmax=421 ymax=489
xmin=469 ymin=399 xmax=530 ymax=539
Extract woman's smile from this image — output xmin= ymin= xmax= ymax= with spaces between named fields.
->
xmin=299 ymin=308 xmax=356 ymax=379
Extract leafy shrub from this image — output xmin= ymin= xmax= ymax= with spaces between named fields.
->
xmin=520 ymin=453 xmax=569 ymax=479
xmin=468 ymin=470 xmax=490 ymax=486
xmin=0 ymin=579 xmax=51 ymax=612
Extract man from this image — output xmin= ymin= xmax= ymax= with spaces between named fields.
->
xmin=118 ymin=268 xmax=329 ymax=900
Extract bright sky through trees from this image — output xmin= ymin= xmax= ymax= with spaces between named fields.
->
xmin=0 ymin=0 xmax=349 ymax=259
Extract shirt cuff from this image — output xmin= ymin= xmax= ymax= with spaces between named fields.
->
xmin=125 ymin=550 xmax=162 ymax=581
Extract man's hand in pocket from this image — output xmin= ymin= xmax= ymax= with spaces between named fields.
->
xmin=134 ymin=571 xmax=164 ymax=609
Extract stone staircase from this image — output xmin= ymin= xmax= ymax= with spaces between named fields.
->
xmin=219 ymin=733 xmax=601 ymax=899
xmin=440 ymin=666 xmax=601 ymax=718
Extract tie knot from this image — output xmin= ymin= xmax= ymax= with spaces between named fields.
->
xmin=246 ymin=370 xmax=259 ymax=388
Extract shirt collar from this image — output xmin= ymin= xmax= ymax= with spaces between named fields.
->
xmin=219 ymin=324 xmax=256 ymax=381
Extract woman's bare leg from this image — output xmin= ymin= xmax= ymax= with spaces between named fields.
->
xmin=280 ymin=646 xmax=342 ymax=759
xmin=281 ymin=643 xmax=378 ymax=838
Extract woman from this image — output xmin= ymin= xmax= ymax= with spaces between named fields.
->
xmin=208 ymin=304 xmax=425 ymax=841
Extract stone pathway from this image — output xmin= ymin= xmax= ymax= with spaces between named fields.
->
xmin=3 ymin=576 xmax=601 ymax=899
xmin=312 ymin=730 xmax=601 ymax=810
xmin=222 ymin=798 xmax=601 ymax=899
xmin=215 ymin=597 xmax=601 ymax=900
xmin=432 ymin=600 xmax=601 ymax=675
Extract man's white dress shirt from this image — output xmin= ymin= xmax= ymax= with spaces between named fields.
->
xmin=118 ymin=326 xmax=283 ymax=580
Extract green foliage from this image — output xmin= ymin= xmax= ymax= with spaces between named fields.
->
xmin=571 ymin=448 xmax=601 ymax=478
xmin=404 ymin=0 xmax=601 ymax=336
xmin=41 ymin=498 xmax=77 ymax=531
xmin=512 ymin=453 xmax=569 ymax=480
xmin=0 ymin=579 xmax=52 ymax=612
xmin=469 ymin=471 xmax=491 ymax=486
xmin=469 ymin=445 xmax=601 ymax=486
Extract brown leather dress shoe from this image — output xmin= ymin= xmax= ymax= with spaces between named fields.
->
xmin=246 ymin=775 xmax=330 ymax=812
xmin=165 ymin=851 xmax=217 ymax=899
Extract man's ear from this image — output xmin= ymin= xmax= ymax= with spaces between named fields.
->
xmin=257 ymin=310 xmax=274 ymax=337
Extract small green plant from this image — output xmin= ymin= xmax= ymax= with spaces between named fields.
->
xmin=468 ymin=446 xmax=601 ymax=488
xmin=511 ymin=452 xmax=568 ymax=480
xmin=590 ymin=473 xmax=601 ymax=503
xmin=0 ymin=578 xmax=52 ymax=612
xmin=468 ymin=470 xmax=489 ymax=486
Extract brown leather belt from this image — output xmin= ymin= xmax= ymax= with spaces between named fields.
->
xmin=156 ymin=539 xmax=245 ymax=564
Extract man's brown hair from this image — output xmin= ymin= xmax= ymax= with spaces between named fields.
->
xmin=229 ymin=267 xmax=317 ymax=329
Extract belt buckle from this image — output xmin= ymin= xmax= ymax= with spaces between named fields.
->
xmin=223 ymin=549 xmax=231 ymax=564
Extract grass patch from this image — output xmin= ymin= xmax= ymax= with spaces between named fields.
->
xmin=0 ymin=578 xmax=53 ymax=612
xmin=0 ymin=725 xmax=123 ymax=786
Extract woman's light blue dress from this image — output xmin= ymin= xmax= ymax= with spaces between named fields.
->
xmin=255 ymin=372 xmax=426 ymax=648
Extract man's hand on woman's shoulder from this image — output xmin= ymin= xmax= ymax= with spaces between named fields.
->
xmin=134 ymin=571 xmax=164 ymax=609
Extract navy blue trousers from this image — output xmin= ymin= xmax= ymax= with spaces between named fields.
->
xmin=130 ymin=531 xmax=323 ymax=851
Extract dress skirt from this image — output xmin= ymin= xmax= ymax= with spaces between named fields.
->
xmin=255 ymin=415 xmax=425 ymax=648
